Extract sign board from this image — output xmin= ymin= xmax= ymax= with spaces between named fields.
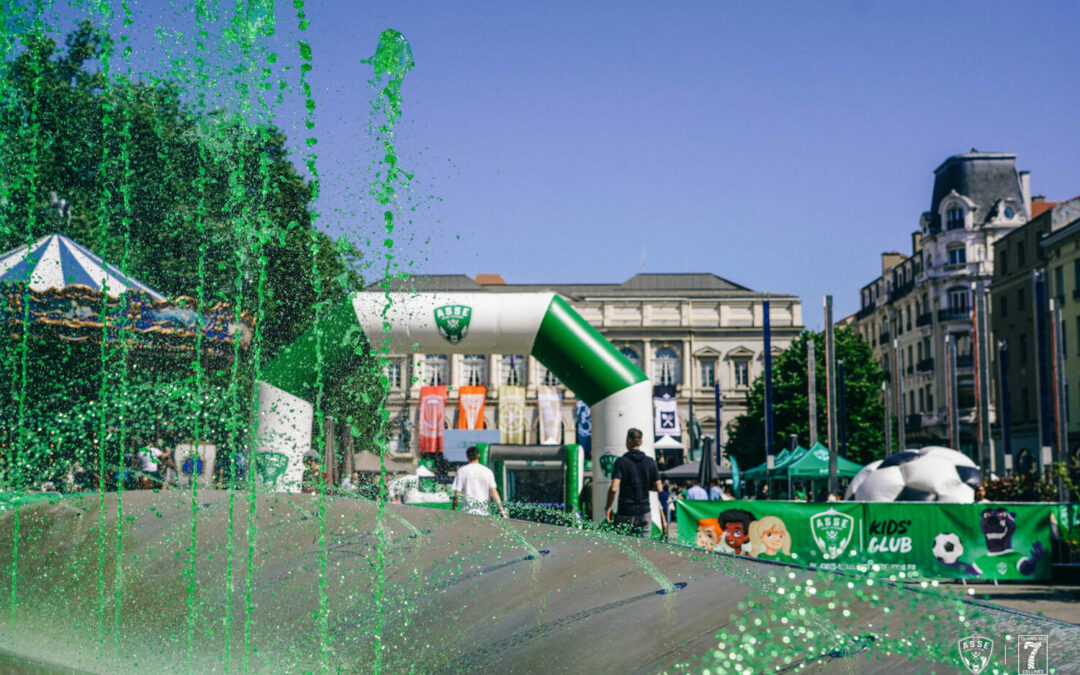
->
xmin=678 ymin=500 xmax=1052 ymax=580
xmin=443 ymin=429 xmax=501 ymax=463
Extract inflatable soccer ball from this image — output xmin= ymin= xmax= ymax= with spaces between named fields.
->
xmin=844 ymin=446 xmax=981 ymax=502
xmin=932 ymin=532 xmax=963 ymax=565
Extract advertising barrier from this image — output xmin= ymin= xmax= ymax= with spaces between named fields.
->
xmin=677 ymin=499 xmax=1052 ymax=580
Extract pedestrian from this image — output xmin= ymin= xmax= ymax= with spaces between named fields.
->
xmin=686 ymin=478 xmax=708 ymax=501
xmin=604 ymin=428 xmax=663 ymax=538
xmin=708 ymin=479 xmax=723 ymax=501
xmin=757 ymin=483 xmax=770 ymax=501
xmin=451 ymin=446 xmax=508 ymax=517
xmin=974 ymin=485 xmax=989 ymax=503
xmin=720 ymin=485 xmax=735 ymax=501
xmin=658 ymin=481 xmax=670 ymax=519
xmin=137 ymin=440 xmax=164 ymax=489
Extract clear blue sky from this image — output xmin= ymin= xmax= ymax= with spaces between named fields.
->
xmin=49 ymin=1 xmax=1080 ymax=326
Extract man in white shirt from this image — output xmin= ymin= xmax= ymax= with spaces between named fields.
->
xmin=138 ymin=444 xmax=163 ymax=489
xmin=451 ymin=446 xmax=507 ymax=517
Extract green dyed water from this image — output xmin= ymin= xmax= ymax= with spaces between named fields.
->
xmin=0 ymin=5 xmax=1077 ymax=675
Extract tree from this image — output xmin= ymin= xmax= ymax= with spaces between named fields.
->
xmin=0 ymin=22 xmax=385 ymax=480
xmin=724 ymin=328 xmax=886 ymax=469
xmin=0 ymin=21 xmax=362 ymax=356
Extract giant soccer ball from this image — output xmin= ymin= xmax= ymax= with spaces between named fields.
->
xmin=845 ymin=446 xmax=981 ymax=502
xmin=932 ymin=532 xmax=964 ymax=565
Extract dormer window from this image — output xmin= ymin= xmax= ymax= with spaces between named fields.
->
xmin=946 ymin=207 xmax=965 ymax=231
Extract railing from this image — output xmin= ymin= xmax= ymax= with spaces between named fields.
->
xmin=938 ymin=308 xmax=970 ymax=322
xmin=956 ymin=355 xmax=974 ymax=368
xmin=856 ymin=304 xmax=877 ymax=320
xmin=917 ymin=358 xmax=934 ymax=372
xmin=879 ymin=332 xmax=890 ymax=346
xmin=916 ymin=312 xmax=932 ymax=327
xmin=904 ymin=414 xmax=923 ymax=429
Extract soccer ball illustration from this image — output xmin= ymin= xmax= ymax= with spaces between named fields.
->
xmin=932 ymin=532 xmax=963 ymax=565
xmin=845 ymin=446 xmax=981 ymax=502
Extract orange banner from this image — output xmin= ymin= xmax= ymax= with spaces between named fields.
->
xmin=419 ymin=385 xmax=447 ymax=453
xmin=457 ymin=385 xmax=487 ymax=429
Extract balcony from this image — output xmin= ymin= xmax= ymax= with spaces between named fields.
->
xmin=906 ymin=365 xmax=914 ymax=374
xmin=856 ymin=304 xmax=877 ymax=321
xmin=1073 ymin=288 xmax=1080 ymax=300
xmin=955 ymin=355 xmax=974 ymax=368
xmin=878 ymin=332 xmax=891 ymax=346
xmin=916 ymin=358 xmax=934 ymax=373
xmin=938 ymin=308 xmax=971 ymax=322
xmin=916 ymin=312 xmax=932 ymax=327
xmin=889 ymin=281 xmax=915 ymax=303
xmin=904 ymin=414 xmax=923 ymax=430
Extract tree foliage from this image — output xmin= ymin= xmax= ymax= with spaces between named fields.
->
xmin=724 ymin=328 xmax=886 ymax=469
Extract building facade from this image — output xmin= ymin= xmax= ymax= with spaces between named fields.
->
xmin=364 ymin=273 xmax=803 ymax=472
xmin=854 ymin=152 xmax=1031 ymax=460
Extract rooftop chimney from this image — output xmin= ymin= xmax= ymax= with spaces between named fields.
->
xmin=1020 ymin=170 xmax=1031 ymax=219
xmin=881 ymin=252 xmax=905 ymax=276
xmin=475 ymin=274 xmax=506 ymax=286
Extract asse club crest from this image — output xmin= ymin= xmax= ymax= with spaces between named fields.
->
xmin=434 ymin=304 xmax=472 ymax=344
xmin=810 ymin=508 xmax=855 ymax=560
xmin=599 ymin=453 xmax=619 ymax=479
xmin=957 ymin=635 xmax=993 ymax=674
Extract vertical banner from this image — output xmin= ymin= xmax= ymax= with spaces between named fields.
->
xmin=575 ymin=399 xmax=592 ymax=453
xmin=498 ymin=385 xmax=526 ymax=444
xmin=653 ymin=384 xmax=680 ymax=438
xmin=537 ymin=384 xmax=562 ymax=445
xmin=457 ymin=385 xmax=487 ymax=429
xmin=418 ymin=385 xmax=447 ymax=454
xmin=676 ymin=500 xmax=1052 ymax=580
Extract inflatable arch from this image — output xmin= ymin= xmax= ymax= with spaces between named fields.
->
xmin=254 ymin=292 xmax=654 ymax=520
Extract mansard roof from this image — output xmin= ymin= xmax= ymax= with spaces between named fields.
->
xmin=929 ymin=151 xmax=1023 ymax=230
xmin=371 ymin=273 xmax=794 ymax=299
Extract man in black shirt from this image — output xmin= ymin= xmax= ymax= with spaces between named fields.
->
xmin=605 ymin=428 xmax=663 ymax=538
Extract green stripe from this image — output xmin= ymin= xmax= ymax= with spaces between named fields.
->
xmin=531 ymin=295 xmax=646 ymax=406
xmin=261 ymin=296 xmax=369 ymax=400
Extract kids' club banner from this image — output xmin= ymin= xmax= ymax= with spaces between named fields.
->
xmin=418 ymin=385 xmax=447 ymax=453
xmin=575 ymin=399 xmax=591 ymax=453
xmin=537 ymin=385 xmax=562 ymax=445
xmin=498 ymin=385 xmax=525 ymax=444
xmin=653 ymin=384 xmax=680 ymax=438
xmin=677 ymin=500 xmax=1052 ymax=580
xmin=457 ymin=385 xmax=487 ymax=429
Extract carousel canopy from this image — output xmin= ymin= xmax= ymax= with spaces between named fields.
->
xmin=0 ymin=233 xmax=165 ymax=301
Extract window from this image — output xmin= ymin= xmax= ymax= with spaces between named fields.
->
xmin=948 ymin=288 xmax=969 ymax=313
xmin=917 ymin=342 xmax=923 ymax=360
xmin=926 ymin=386 xmax=933 ymax=411
xmin=905 ymin=306 xmax=911 ymax=332
xmin=420 ymin=354 xmax=449 ymax=386
xmin=947 ymin=246 xmax=967 ymax=265
xmin=700 ymin=360 xmax=716 ymax=388
xmin=1063 ymin=320 xmax=1068 ymax=358
xmin=1056 ymin=266 xmax=1065 ymax=300
xmin=946 ymin=207 xmax=965 ymax=230
xmin=1019 ymin=333 xmax=1028 ymax=365
xmin=918 ymin=388 xmax=925 ymax=412
xmin=734 ymin=361 xmax=749 ymax=387
xmin=1000 ymin=250 xmax=1009 ymax=276
xmin=538 ymin=364 xmax=562 ymax=386
xmin=462 ymin=354 xmax=487 ymax=386
xmin=1017 ymin=241 xmax=1026 ymax=267
xmin=501 ymin=355 xmax=526 ymax=386
xmin=383 ymin=358 xmax=403 ymax=389
xmin=998 ymin=295 xmax=1007 ymax=317
xmin=1076 ymin=317 xmax=1080 ymax=356
xmin=1017 ymin=288 xmax=1025 ymax=312
xmin=1075 ymin=260 xmax=1080 ymax=294
xmin=909 ymin=390 xmax=915 ymax=412
xmin=619 ymin=347 xmax=641 ymax=372
xmin=654 ymin=347 xmax=681 ymax=386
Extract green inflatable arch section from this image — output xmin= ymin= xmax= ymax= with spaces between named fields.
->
xmin=254 ymin=291 xmax=655 ymax=522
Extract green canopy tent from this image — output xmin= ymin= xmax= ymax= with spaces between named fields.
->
xmin=742 ymin=447 xmax=793 ymax=480
xmin=779 ymin=442 xmax=862 ymax=499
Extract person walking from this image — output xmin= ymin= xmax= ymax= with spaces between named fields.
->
xmin=686 ymin=478 xmax=708 ymax=501
xmin=452 ymin=446 xmax=508 ymax=517
xmin=604 ymin=428 xmax=662 ymax=538
xmin=708 ymin=479 xmax=724 ymax=501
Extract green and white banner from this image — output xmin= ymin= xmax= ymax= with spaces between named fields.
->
xmin=677 ymin=500 xmax=1052 ymax=580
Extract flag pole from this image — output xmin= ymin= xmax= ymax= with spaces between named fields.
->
xmin=825 ymin=295 xmax=838 ymax=495
xmin=764 ymin=300 xmax=774 ymax=470
xmin=807 ymin=337 xmax=817 ymax=446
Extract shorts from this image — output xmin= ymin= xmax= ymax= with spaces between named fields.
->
xmin=614 ymin=511 xmax=652 ymax=538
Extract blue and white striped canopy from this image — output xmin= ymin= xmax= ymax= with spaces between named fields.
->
xmin=0 ymin=233 xmax=165 ymax=301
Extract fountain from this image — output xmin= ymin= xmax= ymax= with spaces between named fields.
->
xmin=0 ymin=4 xmax=1077 ymax=674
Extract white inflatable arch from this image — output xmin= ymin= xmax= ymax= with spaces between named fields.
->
xmin=254 ymin=292 xmax=653 ymax=520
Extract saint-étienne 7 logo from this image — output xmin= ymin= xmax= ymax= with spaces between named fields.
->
xmin=435 ymin=305 xmax=472 ymax=344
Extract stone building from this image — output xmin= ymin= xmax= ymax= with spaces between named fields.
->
xmin=854 ymin=152 xmax=1031 ymax=458
xmin=364 ymin=273 xmax=803 ymax=471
